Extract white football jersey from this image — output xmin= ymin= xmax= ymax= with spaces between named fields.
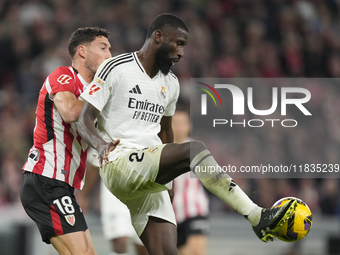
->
xmin=81 ymin=52 xmax=179 ymax=160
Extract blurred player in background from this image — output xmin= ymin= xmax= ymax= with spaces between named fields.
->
xmin=172 ymin=108 xmax=210 ymax=255
xmin=77 ymin=13 xmax=297 ymax=255
xmin=80 ymin=150 xmax=148 ymax=255
xmin=20 ymin=27 xmax=111 ymax=255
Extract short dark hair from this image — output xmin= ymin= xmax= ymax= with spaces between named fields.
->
xmin=68 ymin=27 xmax=110 ymax=58
xmin=146 ymin=13 xmax=188 ymax=38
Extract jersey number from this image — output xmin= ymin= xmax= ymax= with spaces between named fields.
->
xmin=129 ymin=152 xmax=145 ymax=162
xmin=53 ymin=196 xmax=75 ymax=214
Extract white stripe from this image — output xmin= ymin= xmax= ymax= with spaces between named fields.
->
xmin=42 ymin=139 xmax=55 ymax=178
xmin=77 ymin=73 xmax=89 ymax=91
xmin=45 ymin=77 xmax=52 ymax=94
xmin=68 ymin=66 xmax=76 ymax=80
xmin=53 ymin=107 xmax=67 ymax=182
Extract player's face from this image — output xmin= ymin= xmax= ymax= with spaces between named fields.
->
xmin=85 ymin=36 xmax=112 ymax=75
xmin=155 ymin=28 xmax=188 ymax=75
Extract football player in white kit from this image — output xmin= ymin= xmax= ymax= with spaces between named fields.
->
xmin=78 ymin=13 xmax=298 ymax=255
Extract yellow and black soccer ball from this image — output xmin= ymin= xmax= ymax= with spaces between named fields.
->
xmin=272 ymin=197 xmax=313 ymax=242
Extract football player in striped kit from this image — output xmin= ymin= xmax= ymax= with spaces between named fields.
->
xmin=20 ymin=27 xmax=111 ymax=255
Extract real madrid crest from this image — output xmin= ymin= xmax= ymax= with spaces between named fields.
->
xmin=160 ymin=86 xmax=166 ymax=99
xmin=148 ymin=147 xmax=159 ymax=153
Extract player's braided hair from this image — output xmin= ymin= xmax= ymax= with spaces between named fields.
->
xmin=68 ymin=27 xmax=110 ymax=58
xmin=146 ymin=13 xmax=188 ymax=38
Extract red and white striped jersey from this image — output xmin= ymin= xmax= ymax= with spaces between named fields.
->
xmin=173 ymin=171 xmax=209 ymax=224
xmin=22 ymin=66 xmax=89 ymax=190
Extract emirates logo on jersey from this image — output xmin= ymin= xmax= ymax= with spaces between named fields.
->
xmin=57 ymin=75 xmax=72 ymax=85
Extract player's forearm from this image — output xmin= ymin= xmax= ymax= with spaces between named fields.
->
xmin=158 ymin=116 xmax=174 ymax=143
xmin=77 ymin=117 xmax=106 ymax=151
xmin=77 ymin=103 xmax=106 ymax=151
xmin=158 ymin=129 xmax=174 ymax=144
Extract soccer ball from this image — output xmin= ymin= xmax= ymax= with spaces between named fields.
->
xmin=272 ymin=197 xmax=313 ymax=242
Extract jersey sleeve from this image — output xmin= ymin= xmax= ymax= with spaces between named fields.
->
xmin=164 ymin=78 xmax=180 ymax=117
xmin=80 ymin=58 xmax=117 ymax=111
xmin=46 ymin=67 xmax=76 ymax=99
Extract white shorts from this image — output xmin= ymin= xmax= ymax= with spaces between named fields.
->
xmin=88 ymin=148 xmax=142 ymax=243
xmin=99 ymin=144 xmax=176 ymax=236
xmin=100 ymin=182 xmax=142 ymax=244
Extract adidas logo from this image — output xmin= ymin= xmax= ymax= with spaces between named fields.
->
xmin=129 ymin=85 xmax=142 ymax=94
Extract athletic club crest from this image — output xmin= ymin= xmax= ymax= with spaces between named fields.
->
xmin=160 ymin=86 xmax=166 ymax=99
xmin=65 ymin=215 xmax=75 ymax=226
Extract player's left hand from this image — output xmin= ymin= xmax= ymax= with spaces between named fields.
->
xmin=98 ymin=139 xmax=120 ymax=166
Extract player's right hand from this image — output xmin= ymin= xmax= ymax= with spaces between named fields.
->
xmin=98 ymin=139 xmax=120 ymax=166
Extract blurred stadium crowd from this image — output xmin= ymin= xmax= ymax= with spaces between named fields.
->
xmin=0 ymin=0 xmax=340 ymax=218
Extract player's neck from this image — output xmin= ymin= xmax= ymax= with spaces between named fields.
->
xmin=72 ymin=63 xmax=94 ymax=84
xmin=137 ymin=46 xmax=159 ymax=78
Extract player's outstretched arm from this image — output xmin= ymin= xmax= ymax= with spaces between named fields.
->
xmin=77 ymin=101 xmax=120 ymax=165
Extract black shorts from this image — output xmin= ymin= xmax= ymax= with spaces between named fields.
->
xmin=20 ymin=172 xmax=87 ymax=244
xmin=176 ymin=215 xmax=210 ymax=248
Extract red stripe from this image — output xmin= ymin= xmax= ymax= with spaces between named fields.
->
xmin=50 ymin=205 xmax=63 ymax=235
xmin=63 ymin=122 xmax=73 ymax=183
xmin=72 ymin=135 xmax=87 ymax=189
xmin=32 ymin=147 xmax=45 ymax=175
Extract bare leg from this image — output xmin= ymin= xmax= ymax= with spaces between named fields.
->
xmin=139 ymin=216 xmax=178 ymax=255
xmin=50 ymin=229 xmax=97 ymax=255
xmin=178 ymin=235 xmax=208 ymax=255
xmin=156 ymin=141 xmax=205 ymax=184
